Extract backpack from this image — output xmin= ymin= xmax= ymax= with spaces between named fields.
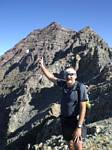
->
xmin=76 ymin=82 xmax=92 ymax=118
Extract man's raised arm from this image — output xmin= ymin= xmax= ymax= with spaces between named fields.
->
xmin=38 ymin=57 xmax=57 ymax=84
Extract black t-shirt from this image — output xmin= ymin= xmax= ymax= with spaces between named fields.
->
xmin=57 ymin=79 xmax=88 ymax=117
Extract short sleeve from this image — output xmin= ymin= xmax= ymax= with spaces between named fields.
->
xmin=80 ymin=84 xmax=89 ymax=102
xmin=56 ymin=79 xmax=66 ymax=88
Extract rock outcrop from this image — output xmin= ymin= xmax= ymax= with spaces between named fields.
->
xmin=0 ymin=22 xmax=112 ymax=150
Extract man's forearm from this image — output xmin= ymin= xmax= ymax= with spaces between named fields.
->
xmin=78 ymin=102 xmax=86 ymax=126
xmin=40 ymin=65 xmax=57 ymax=83
xmin=75 ymin=60 xmax=80 ymax=71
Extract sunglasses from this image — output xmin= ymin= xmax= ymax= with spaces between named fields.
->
xmin=64 ymin=72 xmax=76 ymax=78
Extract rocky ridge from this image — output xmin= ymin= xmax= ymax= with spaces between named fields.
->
xmin=0 ymin=22 xmax=112 ymax=150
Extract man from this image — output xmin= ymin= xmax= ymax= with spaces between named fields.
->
xmin=38 ymin=57 xmax=88 ymax=150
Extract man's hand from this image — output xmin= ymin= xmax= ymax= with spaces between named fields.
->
xmin=72 ymin=128 xmax=82 ymax=143
xmin=76 ymin=54 xmax=81 ymax=62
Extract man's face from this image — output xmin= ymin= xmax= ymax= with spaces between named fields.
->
xmin=64 ymin=68 xmax=77 ymax=86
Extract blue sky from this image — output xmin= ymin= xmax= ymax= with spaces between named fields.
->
xmin=0 ymin=0 xmax=112 ymax=56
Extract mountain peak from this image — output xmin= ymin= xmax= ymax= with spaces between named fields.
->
xmin=79 ymin=26 xmax=94 ymax=33
xmin=46 ymin=22 xmax=73 ymax=31
xmin=48 ymin=22 xmax=62 ymax=27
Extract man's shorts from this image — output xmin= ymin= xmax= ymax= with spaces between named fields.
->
xmin=60 ymin=116 xmax=87 ymax=141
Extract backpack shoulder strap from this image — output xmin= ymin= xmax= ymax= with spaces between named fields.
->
xmin=76 ymin=82 xmax=82 ymax=102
